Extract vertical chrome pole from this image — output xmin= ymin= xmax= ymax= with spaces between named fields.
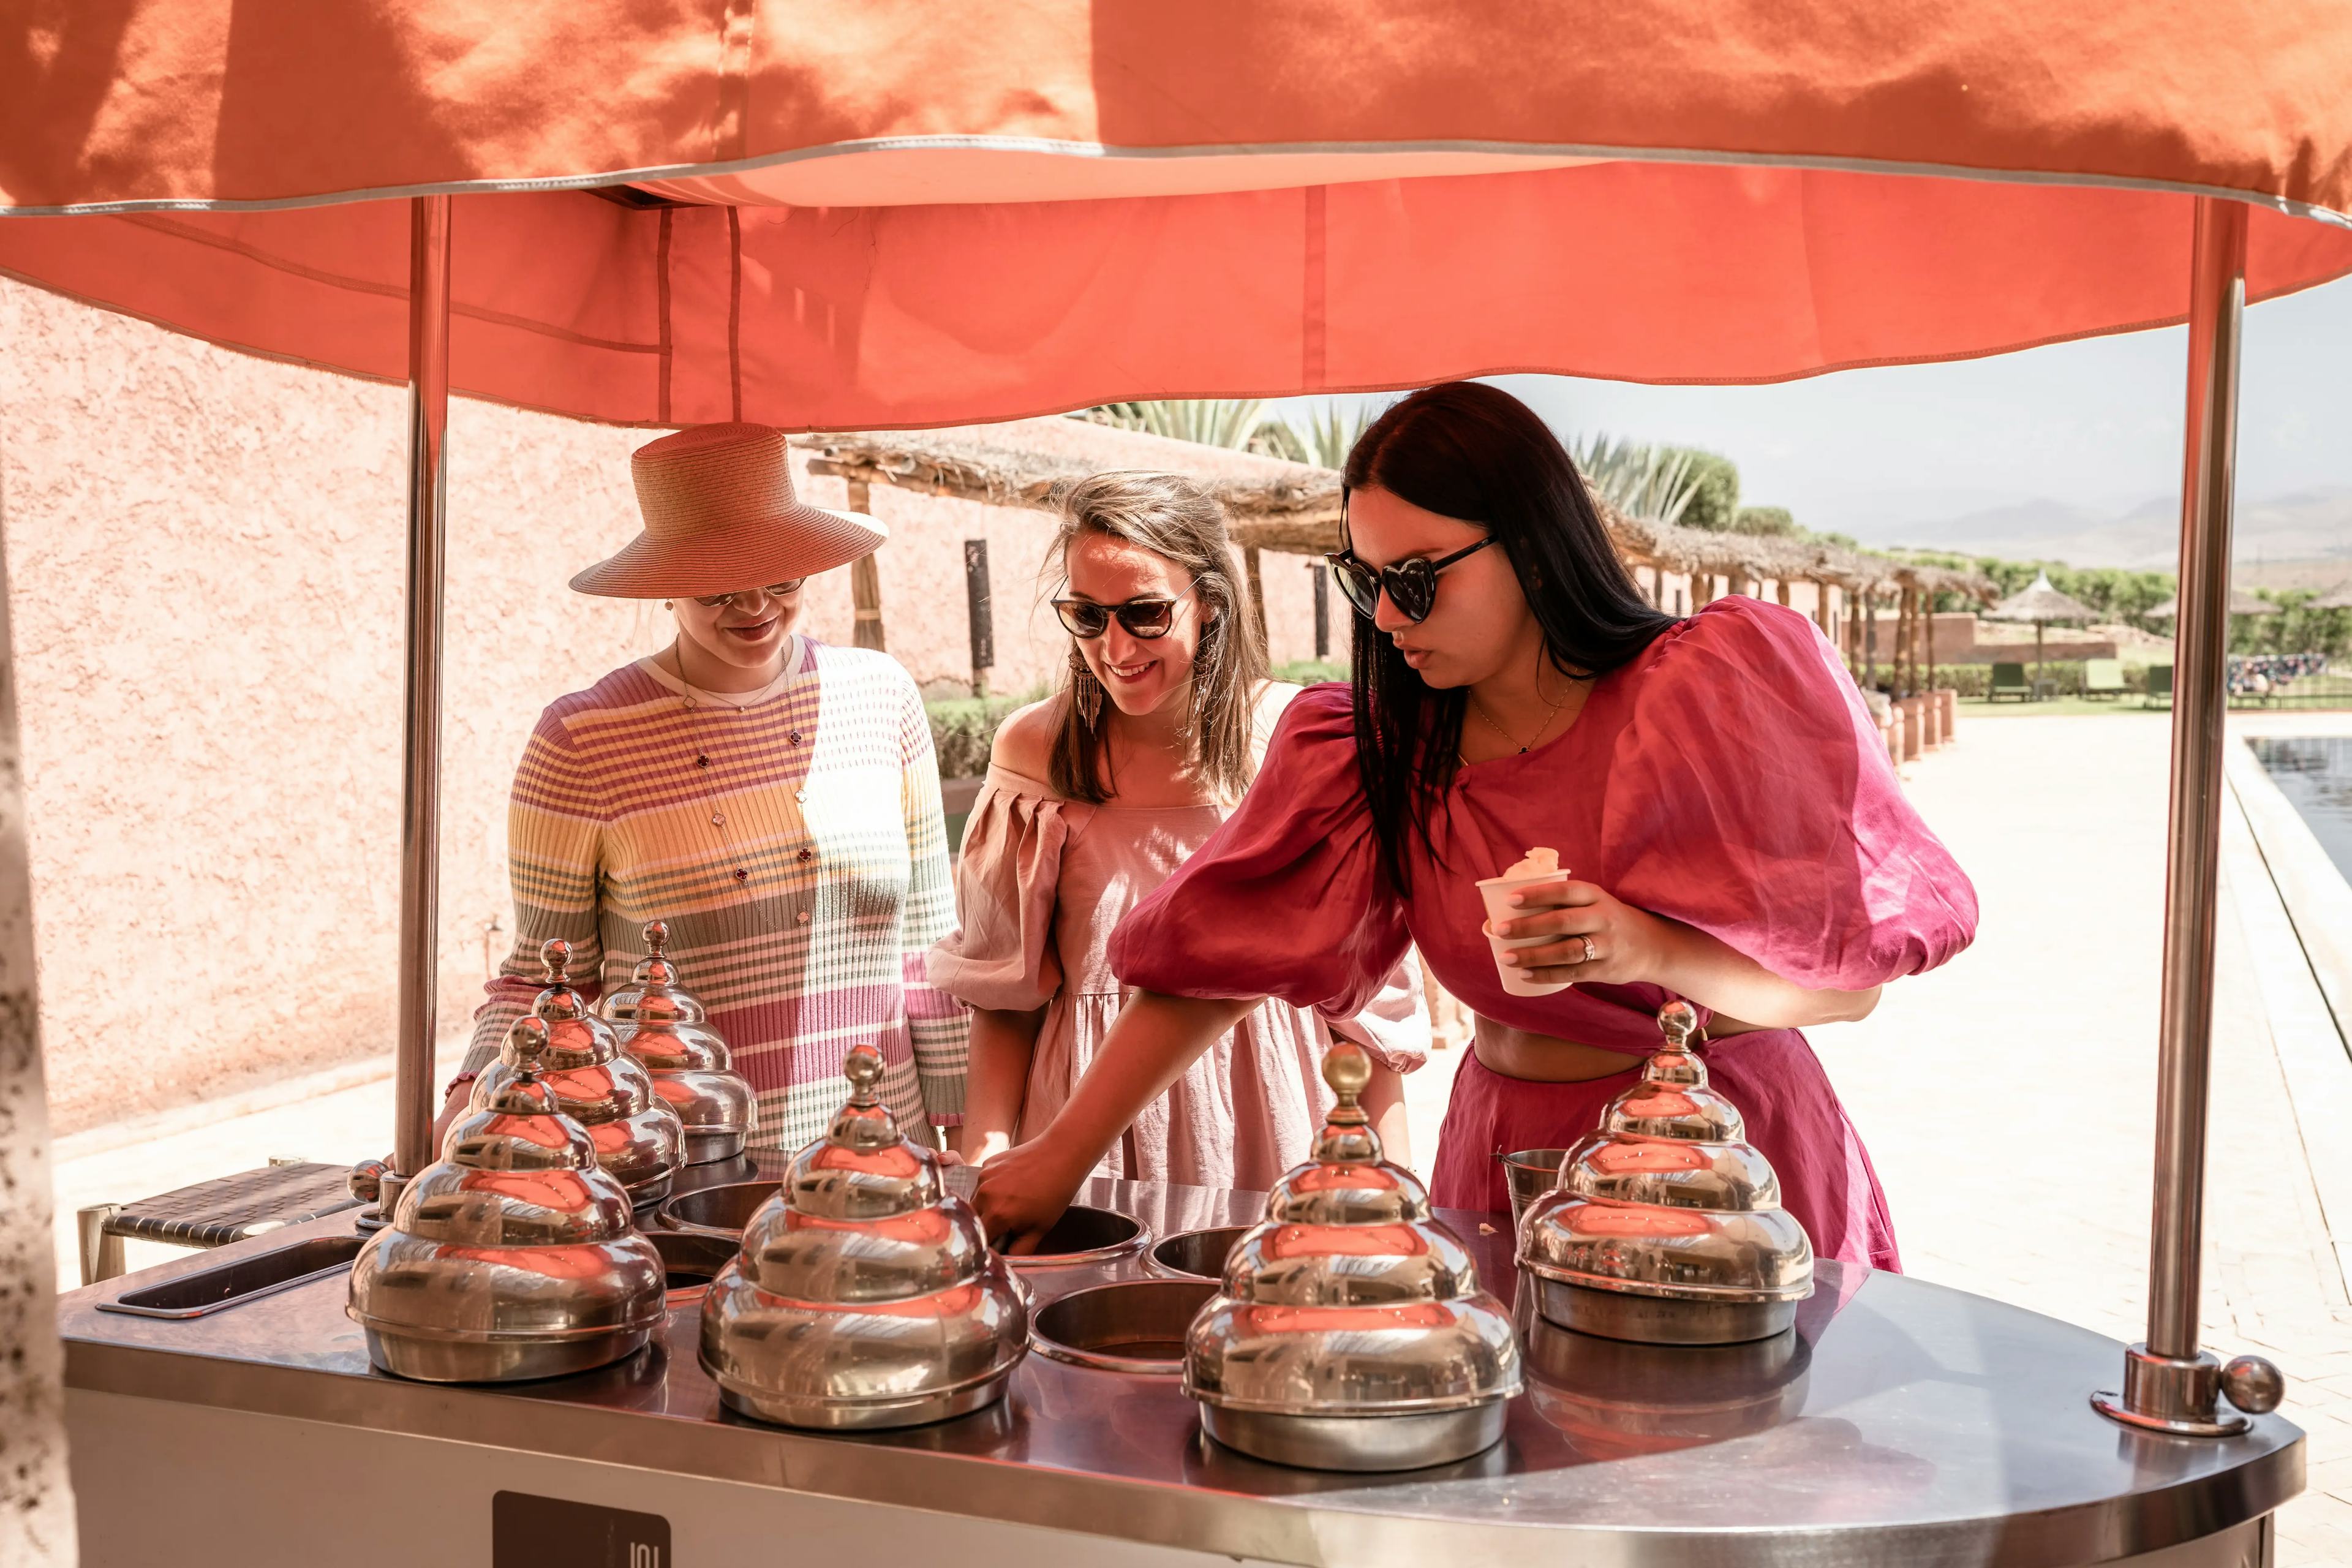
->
xmin=2094 ymin=195 xmax=2281 ymax=1436
xmin=376 ymin=195 xmax=453 ymax=1224
xmin=2148 ymin=195 xmax=2244 ymax=1361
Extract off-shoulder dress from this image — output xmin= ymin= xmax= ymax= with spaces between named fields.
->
xmin=1109 ymin=598 xmax=1978 ymax=1270
xmin=928 ymin=691 xmax=1428 ymax=1191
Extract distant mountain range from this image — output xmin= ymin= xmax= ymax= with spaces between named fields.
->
xmin=1851 ymin=487 xmax=2352 ymax=571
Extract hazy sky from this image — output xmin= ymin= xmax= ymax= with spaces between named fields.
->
xmin=1276 ymin=273 xmax=2352 ymax=540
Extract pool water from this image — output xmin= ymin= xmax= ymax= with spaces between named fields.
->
xmin=2248 ymin=736 xmax=2352 ymax=884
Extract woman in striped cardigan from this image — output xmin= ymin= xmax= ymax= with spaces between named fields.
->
xmin=435 ymin=424 xmax=968 ymax=1155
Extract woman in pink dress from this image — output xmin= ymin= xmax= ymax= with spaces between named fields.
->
xmin=973 ymin=385 xmax=1976 ymax=1270
xmin=929 ymin=471 xmax=1425 ymax=1204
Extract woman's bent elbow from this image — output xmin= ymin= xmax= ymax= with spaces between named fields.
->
xmin=1829 ymin=986 xmax=1882 ymax=1024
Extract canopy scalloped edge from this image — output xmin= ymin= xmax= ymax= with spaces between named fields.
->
xmin=7 ymin=141 xmax=2350 ymax=228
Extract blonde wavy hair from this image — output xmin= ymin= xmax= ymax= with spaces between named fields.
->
xmin=1043 ymin=470 xmax=1268 ymax=805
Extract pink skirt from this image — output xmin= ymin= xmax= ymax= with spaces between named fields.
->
xmin=1431 ymin=1033 xmax=1902 ymax=1273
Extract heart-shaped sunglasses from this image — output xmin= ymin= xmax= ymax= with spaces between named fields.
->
xmin=1324 ymin=535 xmax=1495 ymax=622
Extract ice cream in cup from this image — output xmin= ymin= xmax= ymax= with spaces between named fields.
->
xmin=1476 ymin=847 xmax=1575 ymax=998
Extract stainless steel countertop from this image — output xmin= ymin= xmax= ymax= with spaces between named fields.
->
xmin=57 ymin=1164 xmax=2304 ymax=1567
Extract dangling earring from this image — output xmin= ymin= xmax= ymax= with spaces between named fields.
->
xmin=1189 ymin=616 xmax=1222 ymax=725
xmin=1069 ymin=647 xmax=1103 ymax=727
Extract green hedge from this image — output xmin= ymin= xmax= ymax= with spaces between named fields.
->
xmin=1912 ymin=660 xmax=2150 ymax=699
xmin=927 ymin=695 xmax=1028 ymax=779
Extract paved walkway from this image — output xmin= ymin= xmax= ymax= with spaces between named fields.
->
xmin=1809 ymin=710 xmax=2352 ymax=1565
xmin=44 ymin=708 xmax=2352 ymax=1560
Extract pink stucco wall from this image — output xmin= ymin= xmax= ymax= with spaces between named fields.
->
xmin=0 ymin=281 xmax=1344 ymax=1132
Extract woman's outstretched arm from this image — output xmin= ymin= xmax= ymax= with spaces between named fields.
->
xmin=972 ymin=992 xmax=1256 ymax=1246
xmin=954 ymin=1005 xmax=1047 ymax=1163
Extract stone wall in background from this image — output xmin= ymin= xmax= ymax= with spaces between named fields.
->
xmin=0 ymin=279 xmax=1343 ymax=1133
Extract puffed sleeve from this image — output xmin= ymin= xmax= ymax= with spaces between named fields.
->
xmin=1110 ymin=686 xmax=1411 ymax=1018
xmin=1325 ymin=955 xmax=1431 ymax=1074
xmin=926 ymin=771 xmax=1071 ymax=1012
xmin=1605 ymin=598 xmax=1978 ymax=990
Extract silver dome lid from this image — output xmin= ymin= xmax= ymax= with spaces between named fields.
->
xmin=1517 ymin=1001 xmax=1815 ymax=1345
xmin=472 ymin=938 xmax=685 ymax=1202
xmin=348 ymin=1016 xmax=666 ymax=1382
xmin=1184 ymin=1043 xmax=1520 ymax=1470
xmin=602 ymin=922 xmax=758 ymax=1164
xmin=698 ymin=1044 xmax=1028 ymax=1430
xmin=600 ymin=919 xmax=708 ymax=1025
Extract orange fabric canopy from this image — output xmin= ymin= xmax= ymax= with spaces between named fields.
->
xmin=4 ymin=2 xmax=2350 ymax=426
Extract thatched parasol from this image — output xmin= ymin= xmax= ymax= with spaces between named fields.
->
xmin=2143 ymin=588 xmax=2278 ymax=619
xmin=2304 ymin=581 xmax=2352 ymax=610
xmin=1983 ymin=571 xmax=2101 ymax=689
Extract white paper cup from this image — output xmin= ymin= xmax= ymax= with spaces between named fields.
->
xmin=1475 ymin=866 xmax=1574 ymax=998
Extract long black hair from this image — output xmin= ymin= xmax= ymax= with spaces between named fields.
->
xmin=1341 ymin=382 xmax=1680 ymax=891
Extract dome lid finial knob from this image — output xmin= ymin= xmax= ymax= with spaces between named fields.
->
xmin=843 ymin=1043 xmax=884 ymax=1105
xmin=1322 ymin=1041 xmax=1371 ymax=1114
xmin=509 ymin=1015 xmax=550 ymax=1080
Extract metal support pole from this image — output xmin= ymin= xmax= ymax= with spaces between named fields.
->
xmin=2094 ymin=195 xmax=2282 ymax=1436
xmin=376 ymin=195 xmax=453 ymax=1226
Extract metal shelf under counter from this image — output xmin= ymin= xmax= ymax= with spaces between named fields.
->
xmin=57 ymin=1166 xmax=2301 ymax=1568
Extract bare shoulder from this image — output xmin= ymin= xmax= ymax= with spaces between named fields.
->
xmin=1248 ymin=679 xmax=1305 ymax=760
xmin=988 ymin=698 xmax=1063 ymax=780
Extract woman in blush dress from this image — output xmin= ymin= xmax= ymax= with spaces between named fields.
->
xmin=929 ymin=471 xmax=1425 ymax=1208
xmin=974 ymin=385 xmax=1976 ymax=1270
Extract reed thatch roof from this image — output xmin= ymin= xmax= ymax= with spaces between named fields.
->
xmin=796 ymin=420 xmax=1996 ymax=600
xmin=797 ymin=417 xmax=1341 ymax=552
xmin=1984 ymin=571 xmax=2103 ymax=624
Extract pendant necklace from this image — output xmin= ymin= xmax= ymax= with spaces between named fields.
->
xmin=1469 ymin=682 xmax=1568 ymax=755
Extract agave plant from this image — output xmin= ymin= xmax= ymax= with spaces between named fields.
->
xmin=1566 ymin=433 xmax=1702 ymax=526
xmin=1278 ymin=402 xmax=1374 ymax=470
xmin=1083 ymin=399 xmax=1279 ymax=452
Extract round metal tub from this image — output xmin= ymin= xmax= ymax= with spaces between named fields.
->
xmin=1499 ymin=1148 xmax=1570 ymax=1226
xmin=1532 ymin=1276 xmax=1798 ymax=1346
xmin=654 ymin=1180 xmax=772 ymax=1240
xmin=1032 ymin=1280 xmax=1214 ymax=1374
xmin=1005 ymin=1204 xmax=1148 ymax=1270
xmin=1200 ymin=1401 xmax=1509 ymax=1473
xmin=1150 ymin=1225 xmax=1248 ymax=1283
xmin=646 ymin=1229 xmax=735 ymax=1306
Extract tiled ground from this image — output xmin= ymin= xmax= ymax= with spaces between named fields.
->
xmin=47 ymin=709 xmax=2352 ymax=1559
xmin=1807 ymin=710 xmax=2352 ymax=1565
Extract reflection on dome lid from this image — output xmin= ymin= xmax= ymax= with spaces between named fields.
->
xmin=472 ymin=938 xmax=685 ymax=1202
xmin=1518 ymin=1000 xmax=1815 ymax=1345
xmin=602 ymin=921 xmax=756 ymax=1165
xmin=347 ymin=1016 xmax=667 ymax=1383
xmin=1186 ymin=1042 xmax=1521 ymax=1471
xmin=698 ymin=1043 xmax=1029 ymax=1430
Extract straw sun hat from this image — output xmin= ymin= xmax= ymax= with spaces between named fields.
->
xmin=569 ymin=423 xmax=886 ymax=598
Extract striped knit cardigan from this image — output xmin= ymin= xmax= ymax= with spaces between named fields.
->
xmin=464 ymin=638 xmax=968 ymax=1152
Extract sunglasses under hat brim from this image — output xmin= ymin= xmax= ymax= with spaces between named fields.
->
xmin=568 ymin=502 xmax=886 ymax=599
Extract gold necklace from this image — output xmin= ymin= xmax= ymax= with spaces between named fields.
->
xmin=1469 ymin=682 xmax=1568 ymax=755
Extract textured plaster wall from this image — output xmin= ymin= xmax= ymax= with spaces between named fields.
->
xmin=0 ymin=281 xmax=1340 ymax=1134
